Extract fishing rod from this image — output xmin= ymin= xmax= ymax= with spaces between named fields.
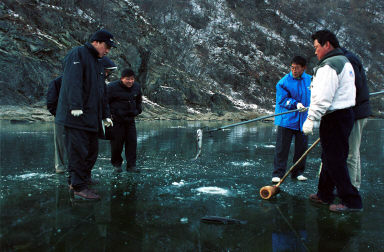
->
xmin=192 ymin=108 xmax=307 ymax=160
xmin=205 ymin=108 xmax=305 ymax=133
xmin=370 ymin=90 xmax=384 ymax=97
xmin=192 ymin=90 xmax=384 ymax=160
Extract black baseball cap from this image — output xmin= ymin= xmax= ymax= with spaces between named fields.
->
xmin=90 ymin=29 xmax=116 ymax=48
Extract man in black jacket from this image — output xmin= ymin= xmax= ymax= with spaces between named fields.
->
xmin=107 ymin=69 xmax=143 ymax=173
xmin=55 ymin=30 xmax=116 ymax=200
xmin=47 ymin=56 xmax=117 ymax=175
xmin=342 ymin=48 xmax=371 ymax=190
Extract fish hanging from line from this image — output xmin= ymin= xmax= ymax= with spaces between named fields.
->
xmin=200 ymin=216 xmax=247 ymax=225
xmin=192 ymin=128 xmax=203 ymax=161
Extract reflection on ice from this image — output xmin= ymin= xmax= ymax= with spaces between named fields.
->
xmin=1 ymin=120 xmax=383 ymax=251
xmin=6 ymin=172 xmax=55 ymax=180
xmin=11 ymin=131 xmax=50 ymax=134
xmin=254 ymin=144 xmax=275 ymax=148
xmin=194 ymin=186 xmax=230 ymax=196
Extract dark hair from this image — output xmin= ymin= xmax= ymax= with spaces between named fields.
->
xmin=121 ymin=69 xmax=135 ymax=78
xmin=291 ymin=56 xmax=307 ymax=67
xmin=311 ymin=29 xmax=340 ymax=48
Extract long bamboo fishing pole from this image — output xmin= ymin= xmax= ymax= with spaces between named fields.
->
xmin=193 ymin=90 xmax=383 ymax=160
xmin=206 ymin=108 xmax=305 ymax=133
xmin=369 ymin=90 xmax=384 ymax=96
xmin=259 ymin=138 xmax=321 ymax=200
xmin=192 ymin=108 xmax=307 ymax=160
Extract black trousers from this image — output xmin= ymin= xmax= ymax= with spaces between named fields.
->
xmin=317 ymin=108 xmax=362 ymax=208
xmin=65 ymin=127 xmax=98 ymax=191
xmin=273 ymin=126 xmax=308 ymax=178
xmin=110 ymin=120 xmax=137 ymax=168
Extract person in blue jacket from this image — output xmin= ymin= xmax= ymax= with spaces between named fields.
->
xmin=55 ymin=30 xmax=116 ymax=200
xmin=272 ymin=56 xmax=311 ymax=183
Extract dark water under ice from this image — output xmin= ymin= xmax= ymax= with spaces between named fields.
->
xmin=1 ymin=119 xmax=383 ymax=251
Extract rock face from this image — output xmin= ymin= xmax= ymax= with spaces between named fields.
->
xmin=0 ymin=0 xmax=383 ymax=121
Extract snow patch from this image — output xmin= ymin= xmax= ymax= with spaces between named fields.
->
xmin=76 ymin=8 xmax=95 ymax=23
xmin=7 ymin=9 xmax=22 ymax=19
xmin=142 ymin=96 xmax=163 ymax=108
xmin=39 ymin=3 xmax=62 ymax=10
xmin=187 ymin=107 xmax=201 ymax=114
xmin=34 ymin=28 xmax=65 ymax=48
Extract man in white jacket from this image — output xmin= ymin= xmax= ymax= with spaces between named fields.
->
xmin=303 ymin=30 xmax=362 ymax=212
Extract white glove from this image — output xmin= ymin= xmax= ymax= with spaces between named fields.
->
xmin=103 ymin=118 xmax=113 ymax=127
xmin=71 ymin=110 xmax=83 ymax=117
xmin=296 ymin=103 xmax=307 ymax=112
xmin=302 ymin=119 xmax=314 ymax=135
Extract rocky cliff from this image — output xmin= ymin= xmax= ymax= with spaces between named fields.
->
xmin=0 ymin=0 xmax=383 ymax=121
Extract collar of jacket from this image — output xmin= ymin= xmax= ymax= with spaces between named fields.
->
xmin=313 ymin=48 xmax=345 ymax=76
xmin=85 ymin=42 xmax=100 ymax=58
xmin=118 ymin=80 xmax=134 ymax=90
xmin=289 ymin=71 xmax=304 ymax=80
xmin=316 ymin=48 xmax=343 ymax=66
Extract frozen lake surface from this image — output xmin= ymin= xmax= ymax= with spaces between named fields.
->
xmin=1 ymin=119 xmax=383 ymax=251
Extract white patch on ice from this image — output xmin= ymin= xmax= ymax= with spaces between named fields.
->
xmin=231 ymin=161 xmax=253 ymax=166
xmin=180 ymin=217 xmax=188 ymax=223
xmin=195 ymin=186 xmax=230 ymax=196
xmin=9 ymin=173 xmax=55 ymax=180
xmin=255 ymin=144 xmax=275 ymax=148
xmin=17 ymin=132 xmax=49 ymax=134
xmin=172 ymin=180 xmax=186 ymax=186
